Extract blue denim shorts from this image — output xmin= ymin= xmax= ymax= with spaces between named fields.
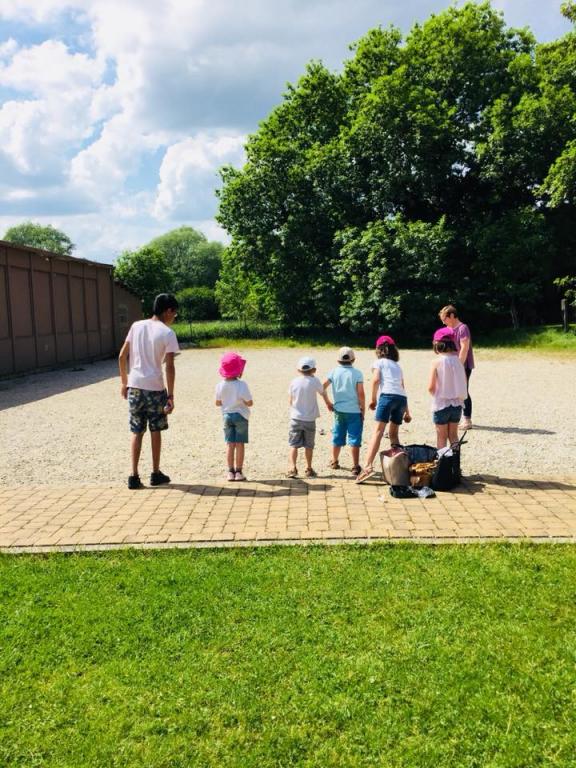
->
xmin=332 ymin=411 xmax=363 ymax=447
xmin=375 ymin=394 xmax=407 ymax=425
xmin=433 ymin=405 xmax=462 ymax=425
xmin=223 ymin=412 xmax=249 ymax=443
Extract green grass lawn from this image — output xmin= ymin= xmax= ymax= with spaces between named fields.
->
xmin=173 ymin=321 xmax=576 ymax=353
xmin=2 ymin=544 xmax=576 ymax=767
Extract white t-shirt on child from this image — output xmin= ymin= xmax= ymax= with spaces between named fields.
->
xmin=216 ymin=379 xmax=252 ymax=419
xmin=289 ymin=375 xmax=324 ymax=421
xmin=431 ymin=354 xmax=468 ymax=411
xmin=372 ymin=358 xmax=406 ymax=397
xmin=126 ymin=318 xmax=180 ymax=391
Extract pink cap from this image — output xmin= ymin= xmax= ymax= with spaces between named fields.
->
xmin=433 ymin=327 xmax=455 ymax=343
xmin=219 ymin=352 xmax=246 ymax=378
xmin=376 ymin=334 xmax=396 ymax=347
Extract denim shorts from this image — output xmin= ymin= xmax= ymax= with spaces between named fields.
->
xmin=289 ymin=419 xmax=316 ymax=449
xmin=433 ymin=405 xmax=462 ymax=425
xmin=332 ymin=411 xmax=363 ymax=447
xmin=375 ymin=394 xmax=407 ymax=425
xmin=223 ymin=412 xmax=249 ymax=443
xmin=128 ymin=388 xmax=168 ymax=434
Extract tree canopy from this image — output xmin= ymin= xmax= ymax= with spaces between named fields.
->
xmin=217 ymin=2 xmax=576 ymax=333
xmin=114 ymin=226 xmax=225 ymax=315
xmin=3 ymin=221 xmax=75 ymax=257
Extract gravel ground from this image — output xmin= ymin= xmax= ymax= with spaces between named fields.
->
xmin=1 ymin=347 xmax=575 ymax=486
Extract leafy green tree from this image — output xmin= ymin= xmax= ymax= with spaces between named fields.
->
xmin=471 ymin=208 xmax=552 ymax=329
xmin=218 ymin=1 xmax=576 ymax=329
xmin=4 ymin=221 xmax=74 ymax=256
xmin=334 ymin=216 xmax=454 ymax=334
xmin=215 ymin=246 xmax=272 ymax=323
xmin=114 ymin=246 xmax=172 ymax=316
xmin=175 ymin=287 xmax=219 ymax=333
xmin=149 ymin=226 xmax=223 ymax=292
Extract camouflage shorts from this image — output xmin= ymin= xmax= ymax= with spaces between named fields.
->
xmin=128 ymin=388 xmax=169 ymax=433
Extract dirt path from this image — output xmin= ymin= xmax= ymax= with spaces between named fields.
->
xmin=1 ymin=347 xmax=575 ymax=486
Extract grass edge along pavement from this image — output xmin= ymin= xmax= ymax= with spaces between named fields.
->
xmin=1 ymin=543 xmax=576 ymax=767
xmin=173 ymin=320 xmax=576 ymax=352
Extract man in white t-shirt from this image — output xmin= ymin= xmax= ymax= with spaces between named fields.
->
xmin=118 ymin=293 xmax=180 ymax=489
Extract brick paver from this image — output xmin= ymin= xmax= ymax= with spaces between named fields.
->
xmin=1 ymin=474 xmax=575 ymax=552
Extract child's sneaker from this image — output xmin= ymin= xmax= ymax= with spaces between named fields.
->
xmin=150 ymin=470 xmax=170 ymax=486
xmin=234 ymin=470 xmax=246 ymax=481
xmin=227 ymin=469 xmax=236 ymax=481
xmin=128 ymin=474 xmax=144 ymax=490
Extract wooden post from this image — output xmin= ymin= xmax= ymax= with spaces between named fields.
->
xmin=561 ymin=298 xmax=568 ymax=333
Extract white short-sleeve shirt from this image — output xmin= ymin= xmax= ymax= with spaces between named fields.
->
xmin=215 ymin=379 xmax=253 ymax=420
xmin=289 ymin=375 xmax=324 ymax=421
xmin=126 ymin=319 xmax=180 ymax=391
xmin=372 ymin=358 xmax=406 ymax=397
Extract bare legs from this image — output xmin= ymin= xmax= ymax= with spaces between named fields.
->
xmin=289 ymin=447 xmax=314 ymax=472
xmin=361 ymin=421 xmax=388 ymax=470
xmin=436 ymin=422 xmax=459 ymax=450
xmin=227 ymin=442 xmax=245 ymax=470
xmin=131 ymin=430 xmax=163 ymax=476
xmin=332 ymin=445 xmax=360 ymax=468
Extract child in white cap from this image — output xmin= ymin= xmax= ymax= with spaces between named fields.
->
xmin=323 ymin=347 xmax=365 ymax=476
xmin=287 ymin=356 xmax=333 ymax=478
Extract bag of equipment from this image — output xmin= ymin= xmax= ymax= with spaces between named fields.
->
xmin=379 ymin=448 xmax=410 ymax=486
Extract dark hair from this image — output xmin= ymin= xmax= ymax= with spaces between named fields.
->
xmin=153 ymin=293 xmax=179 ymax=316
xmin=376 ymin=343 xmax=399 ymax=362
xmin=433 ymin=340 xmax=457 ymax=354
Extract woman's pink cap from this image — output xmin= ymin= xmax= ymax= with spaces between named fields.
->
xmin=376 ymin=334 xmax=396 ymax=347
xmin=433 ymin=327 xmax=455 ymax=343
xmin=219 ymin=352 xmax=246 ymax=378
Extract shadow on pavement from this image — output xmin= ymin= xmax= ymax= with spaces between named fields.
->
xmin=470 ymin=425 xmax=556 ymax=435
xmin=0 ymin=359 xmax=117 ymax=411
xmin=458 ymin=475 xmax=576 ymax=493
xmin=167 ymin=480 xmax=335 ymax=498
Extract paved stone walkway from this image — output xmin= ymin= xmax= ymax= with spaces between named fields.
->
xmin=1 ymin=474 xmax=576 ymax=552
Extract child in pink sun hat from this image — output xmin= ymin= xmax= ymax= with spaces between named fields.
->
xmin=215 ymin=352 xmax=253 ymax=481
xmin=428 ymin=328 xmax=467 ymax=450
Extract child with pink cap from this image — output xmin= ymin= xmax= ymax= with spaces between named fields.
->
xmin=428 ymin=327 xmax=467 ymax=449
xmin=215 ymin=352 xmax=253 ymax=481
xmin=356 ymin=335 xmax=411 ymax=484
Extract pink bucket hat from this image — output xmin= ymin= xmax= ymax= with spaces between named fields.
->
xmin=219 ymin=352 xmax=246 ymax=378
xmin=433 ymin=327 xmax=456 ymax=343
xmin=375 ymin=334 xmax=396 ymax=347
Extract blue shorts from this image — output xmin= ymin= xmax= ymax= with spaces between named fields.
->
xmin=375 ymin=394 xmax=407 ymax=425
xmin=223 ymin=413 xmax=249 ymax=443
xmin=433 ymin=405 xmax=462 ymax=425
xmin=332 ymin=411 xmax=363 ymax=447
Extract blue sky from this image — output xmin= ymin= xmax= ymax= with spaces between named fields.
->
xmin=0 ymin=0 xmax=571 ymax=264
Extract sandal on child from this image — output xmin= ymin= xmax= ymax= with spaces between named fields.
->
xmin=305 ymin=467 xmax=317 ymax=478
xmin=355 ymin=466 xmax=375 ymax=484
xmin=287 ymin=468 xmax=298 ymax=478
xmin=352 ymin=465 xmax=362 ymax=477
xmin=329 ymin=460 xmax=341 ymax=470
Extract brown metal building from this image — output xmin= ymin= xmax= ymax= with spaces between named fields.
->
xmin=0 ymin=240 xmax=142 ymax=377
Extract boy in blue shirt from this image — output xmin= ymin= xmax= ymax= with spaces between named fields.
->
xmin=323 ymin=347 xmax=365 ymax=476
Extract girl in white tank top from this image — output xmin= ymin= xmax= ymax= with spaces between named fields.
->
xmin=428 ymin=329 xmax=468 ymax=449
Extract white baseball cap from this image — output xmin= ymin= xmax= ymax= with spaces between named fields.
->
xmin=337 ymin=346 xmax=355 ymax=362
xmin=297 ymin=356 xmax=316 ymax=371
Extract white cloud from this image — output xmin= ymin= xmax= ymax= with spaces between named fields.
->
xmin=0 ymin=40 xmax=103 ymax=95
xmin=0 ymin=0 xmax=571 ymax=261
xmin=154 ymin=133 xmax=245 ymax=220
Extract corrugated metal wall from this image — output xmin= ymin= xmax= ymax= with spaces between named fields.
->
xmin=0 ymin=241 xmax=142 ymax=377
